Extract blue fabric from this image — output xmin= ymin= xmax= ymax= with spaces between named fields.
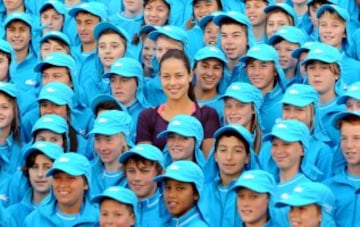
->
xmin=0 ymin=199 xmax=16 ymax=227
xmin=144 ymin=74 xmax=166 ymax=107
xmin=168 ymin=206 xmax=208 ymax=227
xmin=7 ymin=170 xmax=29 ymax=205
xmin=0 ymin=134 xmax=23 ymax=174
xmin=7 ymin=189 xmax=35 ymax=227
xmin=339 ymin=53 xmax=360 ymax=86
xmin=186 ymin=25 xmax=204 ymax=61
xmin=0 ymin=170 xmax=10 ymax=208
xmin=221 ymin=0 xmax=245 ymax=13
xmin=198 ymin=95 xmax=224 ymax=124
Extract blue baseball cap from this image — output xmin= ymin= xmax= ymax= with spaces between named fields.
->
xmin=119 ymin=144 xmax=165 ymax=169
xmin=281 ymin=84 xmax=319 ymax=107
xmin=68 ymin=2 xmax=108 ymax=21
xmin=90 ymin=94 xmax=126 ymax=115
xmin=148 ymin=25 xmax=188 ymax=45
xmin=193 ymin=46 xmax=227 ymax=68
xmin=332 ymin=111 xmax=360 ymax=128
xmin=153 ymin=160 xmax=204 ymax=194
xmin=103 ymin=57 xmax=143 ymax=79
xmin=264 ymin=3 xmax=297 ymax=25
xmin=198 ymin=11 xmax=221 ymax=30
xmin=291 ymin=41 xmax=320 ymax=59
xmin=38 ymin=82 xmax=74 ymax=106
xmin=213 ymin=11 xmax=251 ymax=28
xmin=40 ymin=0 xmax=66 ymax=15
xmin=301 ymin=43 xmax=341 ymax=66
xmin=316 ymin=4 xmax=349 ymax=21
xmin=230 ymin=170 xmax=276 ymax=195
xmin=89 ymin=110 xmax=132 ymax=137
xmin=337 ymin=81 xmax=360 ymax=104
xmin=0 ymin=39 xmax=14 ymax=56
xmin=139 ymin=25 xmax=157 ymax=35
xmin=35 ymin=52 xmax=76 ymax=73
xmin=31 ymin=114 xmax=69 ymax=136
xmin=94 ymin=22 xmax=129 ymax=42
xmin=4 ymin=12 xmax=32 ymax=29
xmin=214 ymin=124 xmax=254 ymax=148
xmin=0 ymin=82 xmax=17 ymax=98
xmin=24 ymin=141 xmax=64 ymax=161
xmin=91 ymin=186 xmax=138 ymax=209
xmin=240 ymin=43 xmax=278 ymax=63
xmin=267 ymin=25 xmax=308 ymax=45
xmin=40 ymin=30 xmax=71 ymax=47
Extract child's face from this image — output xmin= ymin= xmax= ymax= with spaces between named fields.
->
xmin=6 ymin=21 xmax=31 ymax=52
xmin=273 ymin=40 xmax=299 ymax=73
xmin=306 ymin=61 xmax=338 ymax=97
xmin=40 ymin=100 xmax=68 ymax=120
xmin=271 ymin=138 xmax=304 ymax=171
xmin=164 ymin=179 xmax=198 ymax=217
xmin=100 ymin=199 xmax=135 ymax=227
xmin=42 ymin=66 xmax=73 ymax=87
xmin=40 ymin=40 xmax=69 ymax=60
xmin=98 ymin=33 xmax=126 ymax=69
xmin=110 ymin=76 xmax=137 ymax=106
xmin=194 ymin=58 xmax=223 ymax=93
xmin=144 ymin=0 xmax=169 ymax=26
xmin=288 ymin=204 xmax=322 ymax=227
xmin=52 ymin=171 xmax=88 ymax=212
xmin=123 ymin=0 xmax=143 ymax=14
xmin=75 ymin=12 xmax=100 ymax=45
xmin=346 ymin=98 xmax=360 ymax=112
xmin=340 ymin=121 xmax=360 ymax=168
xmin=41 ymin=8 xmax=64 ymax=34
xmin=237 ymin=188 xmax=269 ymax=226
xmin=224 ymin=98 xmax=254 ymax=129
xmin=0 ymin=93 xmax=15 ymax=131
xmin=282 ymin=104 xmax=313 ymax=129
xmin=266 ymin=11 xmax=292 ymax=38
xmin=141 ymin=37 xmax=155 ymax=69
xmin=245 ymin=0 xmax=268 ymax=27
xmin=246 ymin=60 xmax=276 ymax=94
xmin=220 ymin=24 xmax=248 ymax=61
xmin=0 ymin=54 xmax=10 ymax=81
xmin=193 ymin=0 xmax=220 ymax=21
xmin=156 ymin=36 xmax=183 ymax=61
xmin=125 ymin=159 xmax=159 ymax=199
xmin=203 ymin=21 xmax=219 ymax=46
xmin=35 ymin=130 xmax=64 ymax=149
xmin=95 ymin=133 xmax=126 ymax=165
xmin=309 ymin=3 xmax=321 ymax=27
xmin=29 ymin=154 xmax=53 ymax=195
xmin=167 ymin=133 xmax=196 ymax=161
xmin=215 ymin=135 xmax=249 ymax=180
xmin=4 ymin=0 xmax=23 ymax=12
xmin=318 ymin=13 xmax=346 ymax=49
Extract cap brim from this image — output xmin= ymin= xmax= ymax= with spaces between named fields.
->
xmin=230 ymin=182 xmax=270 ymax=194
xmin=94 ymin=22 xmax=129 ymax=41
xmin=46 ymin=166 xmax=83 ymax=177
xmin=276 ymin=198 xmax=316 ymax=208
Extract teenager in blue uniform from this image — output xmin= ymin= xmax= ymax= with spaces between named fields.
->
xmin=276 ymin=181 xmax=336 ymax=227
xmin=198 ymin=11 xmax=221 ymax=47
xmin=0 ymin=155 xmax=11 ymax=207
xmin=264 ymin=3 xmax=297 ymax=39
xmin=7 ymin=141 xmax=64 ymax=227
xmin=0 ymin=39 xmax=15 ymax=83
xmin=88 ymin=110 xmax=133 ymax=195
xmin=153 ymin=160 xmax=208 ymax=226
xmin=291 ymin=41 xmax=320 ymax=79
xmin=119 ymin=144 xmax=171 ymax=226
xmin=24 ymin=152 xmax=98 ymax=226
xmin=92 ymin=186 xmax=140 ymax=227
xmin=39 ymin=30 xmax=72 ymax=60
xmin=230 ymin=170 xmax=277 ymax=227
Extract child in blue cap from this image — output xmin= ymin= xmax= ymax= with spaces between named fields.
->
xmin=198 ymin=11 xmax=220 ymax=47
xmin=39 ymin=30 xmax=72 ymax=60
xmin=230 ymin=170 xmax=277 ymax=227
xmin=7 ymin=141 xmax=64 ymax=226
xmin=24 ymin=152 xmax=98 ymax=226
xmin=90 ymin=94 xmax=127 ymax=116
xmin=291 ymin=41 xmax=320 ymax=79
xmin=264 ymin=3 xmax=297 ymax=39
xmin=277 ymin=181 xmax=336 ymax=227
xmin=202 ymin=124 xmax=260 ymax=227
xmin=38 ymin=0 xmax=66 ymax=35
xmin=153 ymin=160 xmax=208 ymax=226
xmin=143 ymin=0 xmax=170 ymax=26
xmin=88 ymin=110 xmax=133 ymax=195
xmin=157 ymin=114 xmax=207 ymax=167
xmin=120 ymin=144 xmax=171 ymax=226
xmin=0 ymin=39 xmax=14 ymax=82
xmin=92 ymin=186 xmax=140 ymax=227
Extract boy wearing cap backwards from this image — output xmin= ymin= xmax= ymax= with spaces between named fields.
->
xmin=88 ymin=110 xmax=133 ymax=195
xmin=324 ymin=111 xmax=360 ymax=227
xmin=153 ymin=160 xmax=208 ymax=226
xmin=24 ymin=152 xmax=98 ymax=226
xmin=92 ymin=186 xmax=139 ymax=227
xmin=120 ymin=144 xmax=171 ymax=226
xmin=277 ymin=181 xmax=336 ymax=227
xmin=230 ymin=170 xmax=277 ymax=227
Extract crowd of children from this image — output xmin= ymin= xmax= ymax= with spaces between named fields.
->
xmin=0 ymin=0 xmax=360 ymax=226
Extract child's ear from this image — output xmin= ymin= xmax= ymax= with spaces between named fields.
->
xmin=193 ymin=191 xmax=199 ymax=201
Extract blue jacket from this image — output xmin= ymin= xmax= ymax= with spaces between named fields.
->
xmin=0 ymin=200 xmax=16 ymax=227
xmin=7 ymin=189 xmax=34 ymax=227
xmin=7 ymin=170 xmax=29 ymax=205
xmin=168 ymin=206 xmax=208 ymax=227
xmin=0 ymin=134 xmax=23 ymax=174
xmin=0 ymin=170 xmax=10 ymax=208
xmin=144 ymin=75 xmax=166 ymax=107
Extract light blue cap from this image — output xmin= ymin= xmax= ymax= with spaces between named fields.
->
xmin=198 ymin=11 xmax=222 ymax=30
xmin=230 ymin=170 xmax=276 ymax=195
xmin=119 ymin=144 xmax=165 ymax=169
xmin=153 ymin=160 xmax=204 ymax=194
xmin=4 ymin=12 xmax=32 ymax=29
xmin=263 ymin=120 xmax=310 ymax=152
xmin=337 ymin=82 xmax=360 ymax=104
xmin=40 ymin=30 xmax=71 ymax=47
xmin=301 ymin=43 xmax=341 ymax=65
xmin=91 ymin=186 xmax=138 ymax=209
xmin=267 ymin=25 xmax=308 ymax=45
xmin=46 ymin=153 xmax=91 ymax=185
xmin=281 ymin=84 xmax=319 ymax=107
xmin=0 ymin=82 xmax=17 ymax=98
xmin=35 ymin=52 xmax=76 ymax=73
xmin=40 ymin=0 xmax=66 ymax=15
xmin=316 ymin=4 xmax=349 ymax=21
xmin=90 ymin=94 xmax=126 ymax=114
xmin=291 ymin=41 xmax=320 ymax=59
xmin=148 ymin=25 xmax=188 ymax=45
xmin=38 ymin=82 xmax=74 ymax=106
xmin=103 ymin=57 xmax=143 ymax=79
xmin=240 ymin=43 xmax=278 ymax=63
xmin=139 ymin=25 xmax=157 ymax=35
xmin=307 ymin=0 xmax=337 ymax=5
xmin=193 ymin=46 xmax=227 ymax=67
xmin=213 ymin=11 xmax=251 ymax=28
xmin=31 ymin=114 xmax=68 ymax=136
xmin=214 ymin=124 xmax=254 ymax=147
xmin=264 ymin=3 xmax=297 ymax=25
xmin=157 ymin=115 xmax=204 ymax=149
xmin=94 ymin=22 xmax=129 ymax=42
xmin=68 ymin=2 xmax=108 ymax=21
xmin=0 ymin=39 xmax=14 ymax=56
xmin=24 ymin=141 xmax=64 ymax=161
xmin=332 ymin=111 xmax=360 ymax=128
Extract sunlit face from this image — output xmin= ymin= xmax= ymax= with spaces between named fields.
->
xmin=144 ymin=0 xmax=169 ymax=26
xmin=318 ymin=13 xmax=346 ymax=49
xmin=288 ymin=204 xmax=322 ymax=227
xmin=266 ymin=11 xmax=292 ymax=37
xmin=215 ymin=135 xmax=249 ymax=180
xmin=306 ymin=61 xmax=338 ymax=97
xmin=41 ymin=8 xmax=64 ymax=33
xmin=221 ymin=24 xmax=248 ymax=61
xmin=98 ymin=33 xmax=126 ymax=69
xmin=271 ymin=138 xmax=303 ymax=171
xmin=167 ymin=133 xmax=196 ymax=161
xmin=110 ymin=76 xmax=137 ymax=107
xmin=100 ymin=199 xmax=135 ymax=227
xmin=346 ymin=98 xmax=360 ymax=112
xmin=75 ymin=12 xmax=100 ymax=45
xmin=340 ymin=121 xmax=360 ymax=168
xmin=141 ymin=37 xmax=155 ymax=70
xmin=42 ymin=66 xmax=72 ymax=87
xmin=95 ymin=133 xmax=126 ymax=166
xmin=156 ymin=36 xmax=183 ymax=61
xmin=0 ymin=54 xmax=10 ymax=81
xmin=40 ymin=40 xmax=69 ymax=59
xmin=282 ymin=104 xmax=313 ymax=129
xmin=123 ymin=0 xmax=143 ymax=15
xmin=237 ymin=188 xmax=269 ymax=226
xmin=34 ymin=130 xmax=64 ymax=148
xmin=4 ymin=0 xmax=24 ymax=12
xmin=194 ymin=58 xmax=223 ymax=92
xmin=224 ymin=98 xmax=254 ymax=130
xmin=274 ymin=40 xmax=299 ymax=73
xmin=6 ymin=21 xmax=31 ymax=53
xmin=193 ymin=0 xmax=220 ymax=21
xmin=164 ymin=179 xmax=198 ymax=217
xmin=40 ymin=100 xmax=68 ymax=119
xmin=203 ymin=21 xmax=219 ymax=46
xmin=125 ymin=159 xmax=159 ymax=199
xmin=28 ymin=154 xmax=53 ymax=195
xmin=0 ymin=93 xmax=15 ymax=132
xmin=246 ymin=60 xmax=276 ymax=94
xmin=245 ymin=0 xmax=268 ymax=26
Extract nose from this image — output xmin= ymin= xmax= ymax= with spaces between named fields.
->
xmin=37 ymin=167 xmax=45 ymax=178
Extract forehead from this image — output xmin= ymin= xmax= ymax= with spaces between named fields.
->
xmin=76 ymin=12 xmax=100 ymax=21
xmin=6 ymin=20 xmax=30 ymax=29
xmin=198 ymin=58 xmax=223 ymax=65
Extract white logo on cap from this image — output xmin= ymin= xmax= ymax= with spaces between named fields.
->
xmin=294 ymin=186 xmax=304 ymax=193
xmin=350 ymin=85 xmax=359 ymax=91
xmin=35 ymin=143 xmax=46 ymax=148
xmin=46 ymin=87 xmax=56 ymax=93
xmin=289 ymin=89 xmax=299 ymax=95
xmin=163 ymin=26 xmax=173 ymax=31
xmin=228 ymin=11 xmax=237 ymax=16
xmin=313 ymin=49 xmax=323 ymax=54
xmin=0 ymin=83 xmax=5 ymax=87
xmin=243 ymin=174 xmax=255 ymax=179
xmin=281 ymin=193 xmax=290 ymax=200
xmin=169 ymin=164 xmax=180 ymax=170
xmin=209 ymin=46 xmax=219 ymax=52
xmin=82 ymin=3 xmax=89 ymax=8
xmin=25 ymin=80 xmax=37 ymax=85
xmin=230 ymin=85 xmax=241 ymax=90
xmin=251 ymin=47 xmax=261 ymax=52
xmin=58 ymin=157 xmax=69 ymax=163
xmin=114 ymin=62 xmax=123 ymax=67
xmin=46 ymin=56 xmax=54 ymax=61
xmin=278 ymin=29 xmax=287 ymax=34
xmin=108 ymin=187 xmax=120 ymax=192
xmin=304 ymin=42 xmax=313 ymax=47
xmin=42 ymin=117 xmax=54 ymax=122
xmin=277 ymin=123 xmax=287 ymax=129
xmin=134 ymin=146 xmax=144 ymax=151
xmin=172 ymin=120 xmax=182 ymax=126
xmin=98 ymin=118 xmax=108 ymax=123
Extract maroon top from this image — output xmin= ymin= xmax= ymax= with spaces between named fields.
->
xmin=136 ymin=103 xmax=220 ymax=150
